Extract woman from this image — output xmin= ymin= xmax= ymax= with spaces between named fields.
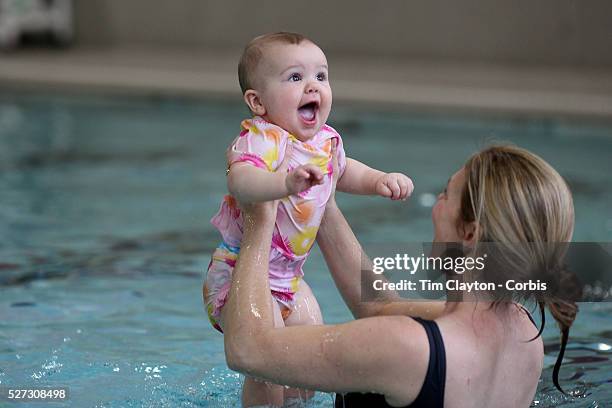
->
xmin=220 ymin=145 xmax=578 ymax=407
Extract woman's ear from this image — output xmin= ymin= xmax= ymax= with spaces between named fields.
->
xmin=243 ymin=90 xmax=266 ymax=116
xmin=461 ymin=221 xmax=479 ymax=249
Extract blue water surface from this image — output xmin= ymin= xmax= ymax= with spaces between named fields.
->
xmin=0 ymin=92 xmax=610 ymax=407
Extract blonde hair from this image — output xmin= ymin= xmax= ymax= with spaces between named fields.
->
xmin=461 ymin=145 xmax=577 ymax=393
xmin=238 ymin=32 xmax=310 ymax=94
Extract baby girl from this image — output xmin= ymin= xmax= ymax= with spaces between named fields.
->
xmin=204 ymin=32 xmax=413 ymax=406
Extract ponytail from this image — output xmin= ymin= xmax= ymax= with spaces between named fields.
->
xmin=526 ymin=263 xmax=581 ymax=394
xmin=550 ymin=264 xmax=582 ymax=393
xmin=548 ymin=299 xmax=579 ymax=394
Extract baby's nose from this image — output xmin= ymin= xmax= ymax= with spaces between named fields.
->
xmin=305 ymin=82 xmax=319 ymax=93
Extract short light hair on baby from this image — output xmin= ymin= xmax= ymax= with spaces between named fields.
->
xmin=238 ymin=32 xmax=311 ymax=94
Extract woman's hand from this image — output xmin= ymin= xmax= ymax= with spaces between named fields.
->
xmin=238 ymin=199 xmax=278 ymax=234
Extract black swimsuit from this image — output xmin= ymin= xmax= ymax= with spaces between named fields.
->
xmin=335 ymin=317 xmax=446 ymax=408
xmin=334 ymin=307 xmax=537 ymax=408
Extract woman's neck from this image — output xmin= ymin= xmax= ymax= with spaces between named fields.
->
xmin=441 ymin=298 xmax=517 ymax=326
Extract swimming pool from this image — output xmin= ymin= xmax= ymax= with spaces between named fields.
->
xmin=0 ymin=92 xmax=610 ymax=407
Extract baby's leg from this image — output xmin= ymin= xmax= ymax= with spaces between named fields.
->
xmin=220 ymin=295 xmax=286 ymax=408
xmin=282 ymin=279 xmax=323 ymax=403
xmin=284 ymin=279 xmax=323 ymax=327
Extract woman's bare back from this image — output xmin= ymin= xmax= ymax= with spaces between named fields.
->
xmin=437 ymin=306 xmax=543 ymax=408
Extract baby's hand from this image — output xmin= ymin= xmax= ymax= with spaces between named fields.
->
xmin=376 ymin=173 xmax=414 ymax=200
xmin=285 ymin=164 xmax=324 ymax=195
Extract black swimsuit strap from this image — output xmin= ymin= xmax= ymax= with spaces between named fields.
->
xmin=409 ymin=317 xmax=446 ymax=408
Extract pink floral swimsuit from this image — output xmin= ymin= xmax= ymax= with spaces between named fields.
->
xmin=204 ymin=117 xmax=346 ymax=332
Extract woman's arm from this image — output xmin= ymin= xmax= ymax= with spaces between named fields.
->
xmin=318 ymin=142 xmax=443 ymax=320
xmin=222 ymin=201 xmax=429 ymax=403
xmin=316 ymin=201 xmax=401 ymax=318
xmin=317 ymin=201 xmax=445 ymax=320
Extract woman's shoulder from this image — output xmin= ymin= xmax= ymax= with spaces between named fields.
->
xmin=352 ymin=316 xmax=432 ymax=406
xmin=336 ymin=315 xmax=431 ymax=378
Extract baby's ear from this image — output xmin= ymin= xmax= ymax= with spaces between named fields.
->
xmin=243 ymin=90 xmax=266 ymax=116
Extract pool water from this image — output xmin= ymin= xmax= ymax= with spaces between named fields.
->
xmin=0 ymin=92 xmax=610 ymax=407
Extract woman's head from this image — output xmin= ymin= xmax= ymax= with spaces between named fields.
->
xmin=433 ymin=145 xmax=574 ymax=245
xmin=433 ymin=144 xmax=578 ymax=392
xmin=433 ymin=145 xmax=575 ymax=268
xmin=460 ymin=144 xmax=574 ymax=246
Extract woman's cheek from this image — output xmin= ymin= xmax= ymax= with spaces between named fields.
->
xmin=431 ymin=201 xmax=441 ymax=222
xmin=431 ymin=204 xmax=441 ymax=239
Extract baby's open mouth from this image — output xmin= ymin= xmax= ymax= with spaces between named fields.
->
xmin=297 ymin=102 xmax=318 ymax=123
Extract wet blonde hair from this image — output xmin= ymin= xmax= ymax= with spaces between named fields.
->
xmin=460 ymin=145 xmax=577 ymax=393
xmin=238 ymin=32 xmax=310 ymax=94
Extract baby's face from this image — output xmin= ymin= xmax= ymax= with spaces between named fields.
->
xmin=253 ymin=41 xmax=331 ymax=141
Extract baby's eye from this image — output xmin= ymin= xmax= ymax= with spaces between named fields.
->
xmin=289 ymin=73 xmax=302 ymax=82
xmin=316 ymin=72 xmax=327 ymax=81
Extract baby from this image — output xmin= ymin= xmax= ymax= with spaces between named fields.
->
xmin=204 ymin=32 xmax=413 ymax=406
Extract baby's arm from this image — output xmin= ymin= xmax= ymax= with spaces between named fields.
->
xmin=228 ymin=162 xmax=324 ymax=203
xmin=337 ymin=158 xmax=414 ymax=200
